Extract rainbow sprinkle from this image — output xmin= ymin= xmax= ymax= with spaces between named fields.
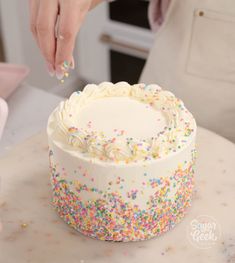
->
xmin=49 ymin=150 xmax=196 ymax=242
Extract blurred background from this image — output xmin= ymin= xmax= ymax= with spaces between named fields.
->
xmin=0 ymin=0 xmax=154 ymax=154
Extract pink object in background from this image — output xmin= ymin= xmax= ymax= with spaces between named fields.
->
xmin=0 ymin=63 xmax=29 ymax=99
xmin=0 ymin=63 xmax=29 ymax=139
xmin=0 ymin=97 xmax=8 ymax=140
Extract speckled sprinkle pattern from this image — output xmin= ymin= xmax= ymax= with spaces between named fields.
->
xmin=49 ymin=150 xmax=196 ymax=242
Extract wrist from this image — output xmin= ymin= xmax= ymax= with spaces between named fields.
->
xmin=90 ymin=0 xmax=104 ymax=10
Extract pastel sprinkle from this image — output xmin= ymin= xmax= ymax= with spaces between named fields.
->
xmin=49 ymin=149 xmax=196 ymax=242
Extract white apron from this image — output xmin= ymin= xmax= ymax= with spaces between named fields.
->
xmin=140 ymin=0 xmax=235 ymax=142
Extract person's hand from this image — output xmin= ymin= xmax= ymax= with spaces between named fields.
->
xmin=29 ymin=0 xmax=101 ymax=79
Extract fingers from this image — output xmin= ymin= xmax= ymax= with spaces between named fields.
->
xmin=29 ymin=0 xmax=40 ymax=46
xmin=29 ymin=0 xmax=58 ymax=76
xmin=36 ymin=0 xmax=58 ymax=76
xmin=55 ymin=0 xmax=90 ymax=79
xmin=29 ymin=0 xmax=91 ymax=79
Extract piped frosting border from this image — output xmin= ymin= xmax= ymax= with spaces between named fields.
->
xmin=49 ymin=82 xmax=196 ymax=163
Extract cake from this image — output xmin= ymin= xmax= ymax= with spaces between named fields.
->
xmin=47 ymin=82 xmax=197 ymax=242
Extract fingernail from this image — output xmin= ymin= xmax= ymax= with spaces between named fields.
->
xmin=61 ymin=60 xmax=74 ymax=70
xmin=56 ymin=66 xmax=64 ymax=80
xmin=46 ymin=63 xmax=55 ymax=77
xmin=56 ymin=60 xmax=74 ymax=81
xmin=70 ymin=57 xmax=75 ymax=69
xmin=62 ymin=60 xmax=69 ymax=70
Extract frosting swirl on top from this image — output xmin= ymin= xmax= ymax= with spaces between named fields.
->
xmin=49 ymin=82 xmax=196 ymax=163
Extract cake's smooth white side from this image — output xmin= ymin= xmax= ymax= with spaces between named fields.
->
xmin=47 ymin=82 xmax=197 ymax=241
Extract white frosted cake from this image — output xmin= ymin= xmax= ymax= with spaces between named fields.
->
xmin=47 ymin=82 xmax=197 ymax=242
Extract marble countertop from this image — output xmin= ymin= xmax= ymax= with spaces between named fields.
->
xmin=0 ymin=84 xmax=62 ymax=157
xmin=0 ymin=127 xmax=235 ymax=263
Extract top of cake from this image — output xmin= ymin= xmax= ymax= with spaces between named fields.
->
xmin=47 ymin=82 xmax=196 ymax=164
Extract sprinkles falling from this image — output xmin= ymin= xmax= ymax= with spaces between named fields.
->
xmin=60 ymin=60 xmax=72 ymax=84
